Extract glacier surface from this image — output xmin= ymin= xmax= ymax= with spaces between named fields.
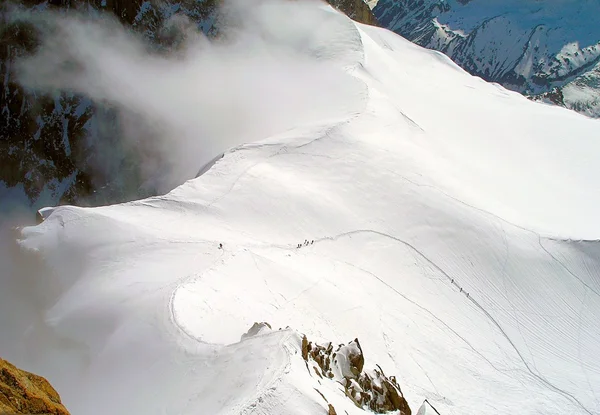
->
xmin=1 ymin=3 xmax=599 ymax=415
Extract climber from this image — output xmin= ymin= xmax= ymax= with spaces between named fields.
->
xmin=218 ymin=243 xmax=223 ymax=249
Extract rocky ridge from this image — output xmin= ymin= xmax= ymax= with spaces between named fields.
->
xmin=240 ymin=322 xmax=413 ymax=414
xmin=302 ymin=335 xmax=412 ymax=415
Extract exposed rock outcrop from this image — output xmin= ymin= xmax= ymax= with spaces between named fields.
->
xmin=329 ymin=0 xmax=378 ymax=26
xmin=0 ymin=358 xmax=70 ymax=415
xmin=302 ymin=335 xmax=411 ymax=415
xmin=241 ymin=321 xmax=273 ymax=341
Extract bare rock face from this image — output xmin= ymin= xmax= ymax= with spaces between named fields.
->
xmin=0 ymin=358 xmax=70 ymax=415
xmin=329 ymin=0 xmax=378 ymax=26
xmin=302 ymin=335 xmax=411 ymax=415
xmin=344 ymin=338 xmax=364 ymax=375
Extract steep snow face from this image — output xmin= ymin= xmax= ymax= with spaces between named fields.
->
xmin=373 ymin=0 xmax=600 ymax=117
xmin=2 ymin=4 xmax=600 ymax=415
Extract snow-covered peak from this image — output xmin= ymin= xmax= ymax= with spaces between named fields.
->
xmin=1 ymin=3 xmax=600 ymax=415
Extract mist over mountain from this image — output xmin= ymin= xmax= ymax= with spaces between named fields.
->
xmin=0 ymin=0 xmax=376 ymax=214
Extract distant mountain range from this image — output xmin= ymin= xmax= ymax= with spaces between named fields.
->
xmin=372 ymin=0 xmax=600 ymax=118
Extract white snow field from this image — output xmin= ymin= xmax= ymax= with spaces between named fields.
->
xmin=2 ymin=3 xmax=600 ymax=415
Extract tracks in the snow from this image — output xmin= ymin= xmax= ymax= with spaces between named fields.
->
xmin=297 ymin=228 xmax=596 ymax=415
xmin=166 ymin=223 xmax=596 ymax=414
xmin=171 ymin=223 xmax=596 ymax=414
xmin=169 ymin=169 xmax=599 ymax=414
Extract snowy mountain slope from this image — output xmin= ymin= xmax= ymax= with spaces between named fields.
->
xmin=0 ymin=0 xmax=376 ymax=213
xmin=372 ymin=0 xmax=600 ymax=117
xmin=2 ymin=3 xmax=600 ymax=415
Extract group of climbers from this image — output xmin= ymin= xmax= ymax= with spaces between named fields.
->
xmin=216 ymin=242 xmax=471 ymax=301
xmin=297 ymin=239 xmax=314 ymax=248
xmin=217 ymin=240 xmax=316 ymax=250
xmin=450 ymin=278 xmax=469 ymax=298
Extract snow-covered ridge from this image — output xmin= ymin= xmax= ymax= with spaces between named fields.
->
xmin=1 ymin=3 xmax=600 ymax=415
xmin=0 ymin=0 xmax=377 ymax=213
xmin=373 ymin=0 xmax=600 ymax=117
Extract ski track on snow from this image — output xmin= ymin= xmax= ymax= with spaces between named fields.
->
xmin=170 ymin=224 xmax=595 ymax=414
